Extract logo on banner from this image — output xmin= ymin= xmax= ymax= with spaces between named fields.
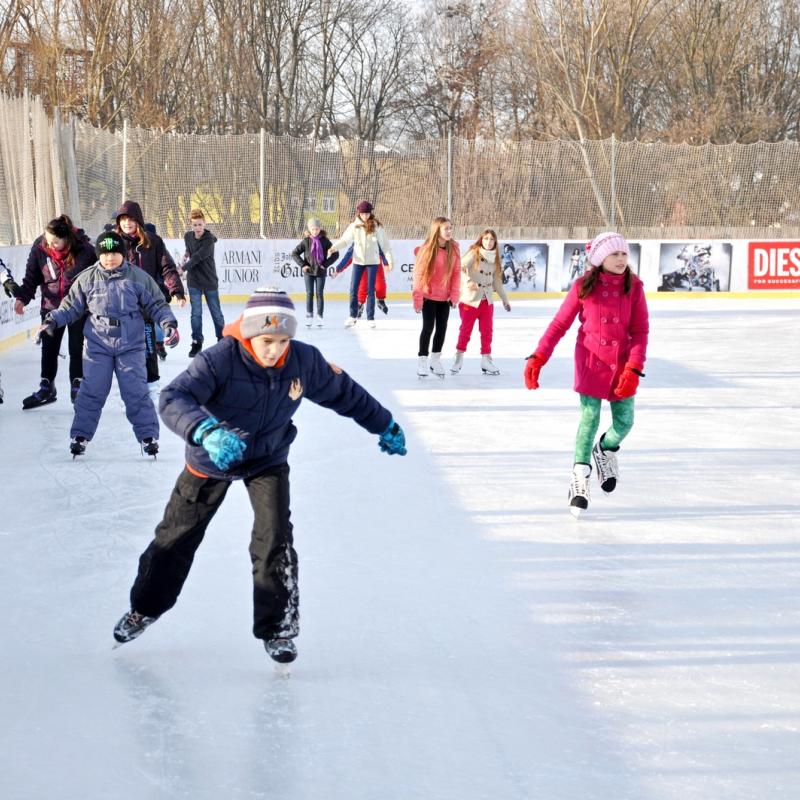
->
xmin=748 ymin=242 xmax=800 ymax=289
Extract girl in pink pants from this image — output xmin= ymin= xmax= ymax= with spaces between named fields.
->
xmin=451 ymin=229 xmax=511 ymax=375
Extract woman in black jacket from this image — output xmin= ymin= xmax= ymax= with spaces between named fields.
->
xmin=7 ymin=214 xmax=96 ymax=408
xmin=291 ymin=218 xmax=337 ymax=328
xmin=115 ymin=200 xmax=185 ymax=394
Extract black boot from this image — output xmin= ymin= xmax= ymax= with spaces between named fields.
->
xmin=189 ymin=341 xmax=203 ymax=358
xmin=22 ymin=379 xmax=57 ymax=409
xmin=155 ymin=341 xmax=167 ymax=361
xmin=377 ymin=298 xmax=388 ymax=314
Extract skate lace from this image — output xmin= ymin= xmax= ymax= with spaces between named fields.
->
xmin=570 ymin=469 xmax=590 ymax=499
xmin=594 ymin=447 xmax=618 ymax=482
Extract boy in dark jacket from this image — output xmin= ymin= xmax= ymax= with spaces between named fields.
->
xmin=38 ymin=231 xmax=179 ymax=457
xmin=113 ymin=287 xmax=407 ymax=664
xmin=182 ymin=208 xmax=224 ymax=355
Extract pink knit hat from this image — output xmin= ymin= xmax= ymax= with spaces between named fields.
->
xmin=586 ymin=231 xmax=629 ymax=267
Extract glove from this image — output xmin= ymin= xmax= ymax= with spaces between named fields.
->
xmin=523 ymin=352 xmax=548 ymax=390
xmin=34 ymin=319 xmax=56 ymax=345
xmin=0 ymin=261 xmax=19 ymax=298
xmin=613 ymin=362 xmax=644 ymax=399
xmin=163 ymin=326 xmax=180 ymax=348
xmin=378 ymin=419 xmax=407 ymax=456
xmin=192 ymin=417 xmax=248 ymax=470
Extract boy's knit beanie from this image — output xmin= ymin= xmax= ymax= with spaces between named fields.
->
xmin=95 ymin=230 xmax=126 ymax=257
xmin=240 ymin=286 xmax=297 ymax=339
xmin=587 ymin=231 xmax=629 ymax=267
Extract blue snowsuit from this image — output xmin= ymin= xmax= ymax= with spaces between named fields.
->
xmin=46 ymin=261 xmax=177 ymax=442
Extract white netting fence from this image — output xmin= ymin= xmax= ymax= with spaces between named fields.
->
xmin=3 ymin=93 xmax=800 ymax=244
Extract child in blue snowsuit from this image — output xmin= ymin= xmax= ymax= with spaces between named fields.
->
xmin=38 ymin=231 xmax=179 ymax=457
xmin=112 ymin=286 xmax=407 ymax=665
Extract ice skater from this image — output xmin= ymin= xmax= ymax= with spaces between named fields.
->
xmin=450 ymin=228 xmax=510 ymax=376
xmin=291 ymin=217 xmax=338 ymax=327
xmin=36 ymin=231 xmax=179 ymax=458
xmin=112 ymin=287 xmax=407 ymax=664
xmin=523 ymin=231 xmax=649 ymax=517
xmin=413 ymin=216 xmax=461 ymax=378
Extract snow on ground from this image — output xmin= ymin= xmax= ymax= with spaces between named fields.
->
xmin=0 ymin=296 xmax=798 ymax=800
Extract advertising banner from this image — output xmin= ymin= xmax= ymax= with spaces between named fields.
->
xmin=747 ymin=241 xmax=800 ymax=290
xmin=657 ymin=242 xmax=732 ymax=292
xmin=561 ymin=242 xmax=640 ymax=291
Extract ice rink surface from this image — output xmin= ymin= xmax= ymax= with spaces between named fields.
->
xmin=0 ymin=296 xmax=798 ymax=800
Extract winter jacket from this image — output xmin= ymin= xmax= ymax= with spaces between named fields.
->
xmin=46 ymin=262 xmax=177 ymax=355
xmin=116 ymin=201 xmax=185 ymax=301
xmin=182 ymin=229 xmax=219 ymax=290
xmin=534 ymin=270 xmax=649 ymax=400
xmin=412 ymin=242 xmax=461 ymax=312
xmin=329 ymin=222 xmax=394 ymax=268
xmin=291 ymin=234 xmax=338 ymax=277
xmin=16 ymin=232 xmax=96 ymax=312
xmin=459 ymin=247 xmax=509 ymax=308
xmin=159 ymin=319 xmax=392 ymax=480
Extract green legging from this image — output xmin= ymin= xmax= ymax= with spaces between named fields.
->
xmin=574 ymin=395 xmax=635 ymax=464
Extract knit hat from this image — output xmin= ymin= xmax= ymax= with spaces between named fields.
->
xmin=307 ymin=217 xmax=322 ymax=230
xmin=95 ymin=230 xmax=126 ymax=257
xmin=240 ymin=287 xmax=297 ymax=339
xmin=356 ymin=200 xmax=373 ymax=214
xmin=586 ymin=231 xmax=629 ymax=267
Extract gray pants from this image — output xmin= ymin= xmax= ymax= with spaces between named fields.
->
xmin=70 ymin=344 xmax=158 ymax=441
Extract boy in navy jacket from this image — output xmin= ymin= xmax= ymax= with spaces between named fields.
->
xmin=113 ymin=287 xmax=407 ymax=663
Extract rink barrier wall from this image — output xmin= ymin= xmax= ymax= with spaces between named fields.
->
xmin=1 ymin=239 xmax=798 ymax=345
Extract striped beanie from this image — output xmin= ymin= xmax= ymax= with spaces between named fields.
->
xmin=240 ymin=287 xmax=297 ymax=339
xmin=586 ymin=231 xmax=629 ymax=267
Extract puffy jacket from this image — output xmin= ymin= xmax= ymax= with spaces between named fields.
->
xmin=412 ymin=242 xmax=461 ymax=312
xmin=17 ymin=231 xmax=96 ymax=312
xmin=182 ymin=229 xmax=219 ymax=290
xmin=459 ymin=247 xmax=509 ymax=307
xmin=159 ymin=320 xmax=393 ymax=480
xmin=534 ymin=270 xmax=649 ymax=400
xmin=329 ymin=222 xmax=394 ymax=268
xmin=291 ymin=233 xmax=338 ymax=277
xmin=46 ymin=262 xmax=177 ymax=354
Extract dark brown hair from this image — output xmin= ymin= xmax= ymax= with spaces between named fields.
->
xmin=579 ymin=265 xmax=633 ymax=298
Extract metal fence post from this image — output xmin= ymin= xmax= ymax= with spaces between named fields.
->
xmin=610 ymin=133 xmax=616 ymax=227
xmin=447 ymin=125 xmax=453 ymax=219
xmin=259 ymin=128 xmax=266 ymax=238
xmin=121 ymin=118 xmax=128 ymax=203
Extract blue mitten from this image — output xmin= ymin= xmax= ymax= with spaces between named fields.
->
xmin=192 ymin=417 xmax=247 ymax=470
xmin=378 ymin=419 xmax=407 ymax=456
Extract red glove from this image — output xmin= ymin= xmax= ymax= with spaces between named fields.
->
xmin=524 ymin=353 xmax=548 ymax=390
xmin=613 ymin=362 xmax=644 ymax=399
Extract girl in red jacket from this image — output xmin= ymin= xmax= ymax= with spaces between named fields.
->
xmin=412 ymin=216 xmax=461 ymax=377
xmin=524 ymin=232 xmax=649 ymax=517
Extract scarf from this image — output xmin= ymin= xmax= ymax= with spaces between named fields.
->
xmin=309 ymin=234 xmax=324 ymax=266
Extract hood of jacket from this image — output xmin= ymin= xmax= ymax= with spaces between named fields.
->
xmin=115 ymin=200 xmax=145 ymax=228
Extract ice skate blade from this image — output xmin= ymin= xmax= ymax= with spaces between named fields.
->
xmin=274 ymin=663 xmax=292 ymax=678
xmin=569 ymin=506 xmax=584 ymax=519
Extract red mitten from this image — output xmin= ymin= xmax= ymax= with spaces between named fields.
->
xmin=524 ymin=353 xmax=548 ymax=390
xmin=613 ymin=362 xmax=644 ymax=399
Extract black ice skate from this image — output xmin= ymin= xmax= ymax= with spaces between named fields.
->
xmin=70 ymin=378 xmax=82 ymax=404
xmin=141 ymin=437 xmax=159 ymax=457
xmin=592 ymin=435 xmax=620 ymax=493
xmin=70 ymin=436 xmax=87 ymax=458
xmin=188 ymin=341 xmax=202 ymax=358
xmin=356 ymin=302 xmax=365 ymax=318
xmin=568 ymin=463 xmax=591 ymax=518
xmin=377 ymin=298 xmax=388 ymax=314
xmin=155 ymin=341 xmax=168 ymax=361
xmin=113 ymin=609 xmax=159 ymax=644
xmin=22 ymin=379 xmax=57 ymax=409
xmin=264 ymin=637 xmax=297 ymax=664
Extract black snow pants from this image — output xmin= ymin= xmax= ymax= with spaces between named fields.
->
xmin=130 ymin=463 xmax=299 ymax=640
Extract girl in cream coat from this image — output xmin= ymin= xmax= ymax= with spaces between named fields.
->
xmin=330 ymin=200 xmax=394 ymax=328
xmin=451 ymin=229 xmax=510 ymax=375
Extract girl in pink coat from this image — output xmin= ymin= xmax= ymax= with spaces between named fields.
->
xmin=412 ymin=217 xmax=461 ymax=377
xmin=524 ymin=232 xmax=649 ymax=517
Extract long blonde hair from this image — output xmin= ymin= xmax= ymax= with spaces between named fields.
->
xmin=467 ymin=228 xmax=501 ymax=279
xmin=417 ymin=216 xmax=456 ymax=288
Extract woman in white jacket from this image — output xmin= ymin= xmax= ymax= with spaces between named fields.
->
xmin=451 ymin=229 xmax=511 ymax=375
xmin=330 ymin=201 xmax=394 ymax=328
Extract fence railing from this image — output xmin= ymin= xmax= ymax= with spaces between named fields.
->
xmin=3 ymin=92 xmax=800 ymax=244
